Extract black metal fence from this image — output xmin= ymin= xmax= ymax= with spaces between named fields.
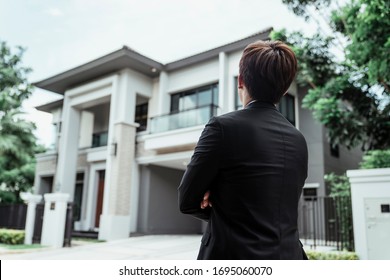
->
xmin=1 ymin=202 xmax=73 ymax=247
xmin=2 ymin=198 xmax=354 ymax=251
xmin=0 ymin=204 xmax=27 ymax=229
xmin=32 ymin=203 xmax=44 ymax=244
xmin=298 ymin=196 xmax=354 ymax=251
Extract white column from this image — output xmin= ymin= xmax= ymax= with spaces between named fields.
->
xmin=79 ymin=111 xmax=94 ymax=148
xmin=129 ymin=160 xmax=140 ymax=233
xmin=20 ymin=193 xmax=42 ymax=245
xmin=157 ymin=71 xmax=169 ymax=115
xmin=219 ymin=52 xmax=228 ymax=115
xmin=41 ymin=193 xmax=70 ymax=248
xmin=99 ymin=71 xmax=138 ymax=241
xmin=54 ymin=95 xmax=81 ymax=200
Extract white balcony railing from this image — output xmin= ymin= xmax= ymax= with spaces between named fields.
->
xmin=149 ymin=105 xmax=218 ymax=134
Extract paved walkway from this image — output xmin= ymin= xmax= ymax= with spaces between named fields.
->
xmin=0 ymin=235 xmax=201 ymax=260
xmin=0 ymin=235 xmax=336 ymax=260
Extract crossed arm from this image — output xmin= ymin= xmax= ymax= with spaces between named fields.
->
xmin=178 ymin=117 xmax=222 ymax=221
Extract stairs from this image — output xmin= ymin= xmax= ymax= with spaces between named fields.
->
xmin=72 ymin=230 xmax=99 ymax=239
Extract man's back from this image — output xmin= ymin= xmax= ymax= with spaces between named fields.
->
xmin=179 ymin=101 xmax=308 ymax=259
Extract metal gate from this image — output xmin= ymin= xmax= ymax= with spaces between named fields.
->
xmin=298 ymin=196 xmax=354 ymax=251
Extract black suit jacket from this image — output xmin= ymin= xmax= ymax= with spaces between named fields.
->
xmin=178 ymin=101 xmax=308 ymax=259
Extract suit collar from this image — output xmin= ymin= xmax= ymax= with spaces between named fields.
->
xmin=245 ymin=100 xmax=277 ymax=110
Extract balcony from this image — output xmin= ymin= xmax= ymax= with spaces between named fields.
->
xmin=92 ymin=131 xmax=108 ymax=148
xmin=140 ymin=105 xmax=218 ymax=152
xmin=150 ymin=105 xmax=218 ymax=134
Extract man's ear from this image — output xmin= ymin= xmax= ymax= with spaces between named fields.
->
xmin=238 ymin=75 xmax=244 ymax=88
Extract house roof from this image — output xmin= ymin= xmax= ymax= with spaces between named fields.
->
xmin=35 ymin=98 xmax=63 ymax=113
xmin=34 ymin=46 xmax=165 ymax=94
xmin=34 ymin=27 xmax=272 ymax=97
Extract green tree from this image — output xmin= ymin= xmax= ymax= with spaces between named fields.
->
xmin=275 ymin=0 xmax=390 ymax=150
xmin=0 ymin=40 xmax=43 ymax=204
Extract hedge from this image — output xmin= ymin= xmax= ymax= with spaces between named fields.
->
xmin=0 ymin=228 xmax=25 ymax=245
xmin=307 ymin=250 xmax=359 ymax=260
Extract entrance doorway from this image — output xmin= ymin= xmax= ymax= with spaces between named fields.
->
xmin=95 ymin=170 xmax=105 ymax=228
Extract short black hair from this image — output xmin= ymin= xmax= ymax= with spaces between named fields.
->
xmin=239 ymin=40 xmax=297 ymax=103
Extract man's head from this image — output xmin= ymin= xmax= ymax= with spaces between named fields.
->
xmin=239 ymin=40 xmax=297 ymax=104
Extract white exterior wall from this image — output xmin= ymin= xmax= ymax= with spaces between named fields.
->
xmin=167 ymin=60 xmax=219 ymax=94
xmin=79 ymin=111 xmax=94 ymax=148
xmin=148 ymin=78 xmax=160 ymax=118
xmin=226 ymin=51 xmax=242 ymax=112
xmin=347 ymin=168 xmax=390 ymax=259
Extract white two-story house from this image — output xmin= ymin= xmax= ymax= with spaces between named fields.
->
xmin=33 ymin=28 xmax=362 ymax=241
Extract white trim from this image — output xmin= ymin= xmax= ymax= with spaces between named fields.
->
xmin=303 ymin=183 xmax=320 ymax=188
xmin=34 ymin=172 xmax=55 ymax=195
xmin=86 ymin=147 xmax=108 ymax=163
xmin=347 ymin=168 xmax=390 ymax=183
xmin=66 ymin=75 xmax=117 ymax=98
xmin=137 ymin=150 xmax=194 ymax=165
xmin=85 ymin=162 xmax=106 ymax=231
xmin=70 ymin=87 xmax=111 ymax=109
xmin=36 ymin=152 xmax=57 ymax=161
xmin=138 ymin=124 xmax=204 ymax=141
xmin=219 ymin=52 xmax=228 ymax=114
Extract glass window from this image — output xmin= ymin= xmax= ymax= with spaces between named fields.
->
xmin=74 ymin=172 xmax=84 ymax=221
xmin=170 ymin=83 xmax=218 ymax=113
xmin=234 ymin=76 xmax=242 ymax=110
xmin=135 ymin=103 xmax=148 ymax=132
xmin=213 ymin=85 xmax=219 ymax=106
xmin=183 ymin=94 xmax=197 ymax=110
xmin=198 ymin=89 xmax=212 ymax=106
xmin=171 ymin=94 xmax=180 ymax=113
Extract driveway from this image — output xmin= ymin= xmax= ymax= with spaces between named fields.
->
xmin=0 ymin=235 xmax=201 ymax=260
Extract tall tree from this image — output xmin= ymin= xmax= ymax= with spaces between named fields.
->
xmin=276 ymin=0 xmax=390 ymax=150
xmin=0 ymin=40 xmax=43 ymax=204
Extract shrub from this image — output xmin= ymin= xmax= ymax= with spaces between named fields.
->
xmin=306 ymin=250 xmax=359 ymax=260
xmin=0 ymin=229 xmax=25 ymax=245
xmin=360 ymin=150 xmax=390 ymax=169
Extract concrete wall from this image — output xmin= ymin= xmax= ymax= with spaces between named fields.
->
xmin=92 ymin=103 xmax=110 ymax=133
xmin=297 ymin=88 xmax=326 ymax=195
xmin=167 ymin=59 xmax=219 ymax=94
xmin=137 ymin=165 xmax=201 ymax=234
xmin=323 ymin=129 xmax=363 ymax=177
xmin=347 ymin=168 xmax=390 ymax=259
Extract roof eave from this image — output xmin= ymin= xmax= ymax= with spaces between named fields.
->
xmin=165 ymin=27 xmax=272 ymax=71
xmin=35 ymin=99 xmax=64 ymax=113
xmin=34 ymin=27 xmax=272 ymax=94
xmin=34 ymin=47 xmax=164 ymax=94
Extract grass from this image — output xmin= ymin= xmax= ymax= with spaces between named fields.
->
xmin=0 ymin=243 xmax=45 ymax=250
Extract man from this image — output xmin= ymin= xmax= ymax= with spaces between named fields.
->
xmin=178 ymin=40 xmax=308 ymax=260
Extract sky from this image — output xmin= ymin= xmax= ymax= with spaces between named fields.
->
xmin=0 ymin=0 xmax=328 ymax=147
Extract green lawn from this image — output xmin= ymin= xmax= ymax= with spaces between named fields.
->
xmin=0 ymin=243 xmax=45 ymax=250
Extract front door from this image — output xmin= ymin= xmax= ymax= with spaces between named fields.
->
xmin=95 ymin=170 xmax=105 ymax=228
